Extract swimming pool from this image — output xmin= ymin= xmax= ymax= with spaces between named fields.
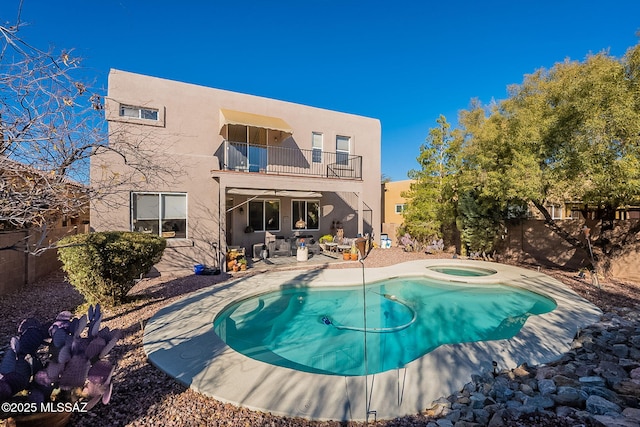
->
xmin=213 ymin=277 xmax=556 ymax=376
xmin=143 ymin=259 xmax=602 ymax=421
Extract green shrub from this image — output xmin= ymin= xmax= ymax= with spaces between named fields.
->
xmin=58 ymin=231 xmax=166 ymax=305
xmin=319 ymin=234 xmax=334 ymax=243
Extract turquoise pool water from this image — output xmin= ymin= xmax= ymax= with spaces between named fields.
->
xmin=213 ymin=277 xmax=556 ymax=376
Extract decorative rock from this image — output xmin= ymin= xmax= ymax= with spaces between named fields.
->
xmin=593 ymin=414 xmax=640 ymax=427
xmin=523 ymin=394 xmax=555 ymax=410
xmin=612 ymin=380 xmax=640 ymax=397
xmin=586 ymin=395 xmax=622 ymax=415
xmin=519 ymin=383 xmax=534 ymax=396
xmin=552 ymin=386 xmax=585 ymax=408
xmin=462 ymin=381 xmax=475 ymax=395
xmin=444 ymin=408 xmax=460 ymax=423
xmin=535 ymin=366 xmax=557 ymax=380
xmin=505 ymin=400 xmax=522 ymax=410
xmin=552 ymin=374 xmax=580 ymax=387
xmin=469 ymin=393 xmax=488 ymax=409
xmin=512 ymin=364 xmax=531 ymax=378
xmin=555 ymin=405 xmax=578 ymax=418
xmin=622 ymin=407 xmax=640 ymax=421
xmin=582 ymin=385 xmax=626 ymax=407
xmin=538 ymin=378 xmax=557 ymax=395
xmin=613 ymin=344 xmax=630 ymax=359
xmin=575 ymin=364 xmax=596 ymax=377
xmin=456 ymin=396 xmax=470 ymax=405
xmin=580 ymin=376 xmax=606 ymax=387
xmin=425 ymin=399 xmax=451 ymax=418
xmin=472 ymin=408 xmax=490 ymax=425
xmin=619 ymin=358 xmax=640 ymax=370
xmin=596 ymin=361 xmax=630 ymax=386
xmin=419 ymin=308 xmax=640 ymax=427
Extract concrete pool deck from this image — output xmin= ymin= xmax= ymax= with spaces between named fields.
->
xmin=143 ymin=259 xmax=602 ymax=421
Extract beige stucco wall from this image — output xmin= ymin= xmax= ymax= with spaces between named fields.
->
xmin=91 ymin=69 xmax=381 ymax=272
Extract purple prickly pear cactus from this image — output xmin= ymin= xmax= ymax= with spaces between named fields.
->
xmin=0 ymin=305 xmax=121 ymax=413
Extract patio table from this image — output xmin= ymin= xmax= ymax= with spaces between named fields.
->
xmin=324 ymin=242 xmax=338 ymax=253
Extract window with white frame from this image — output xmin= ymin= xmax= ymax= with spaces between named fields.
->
xmin=312 ymin=132 xmax=323 ymax=163
xmin=248 ymin=199 xmax=280 ymax=232
xmin=292 ymin=200 xmax=320 ymax=230
xmin=395 ymin=203 xmax=407 ymax=214
xmin=546 ymin=204 xmax=563 ymax=220
xmin=132 ymin=192 xmax=187 ymax=238
xmin=336 ymin=135 xmax=350 ymax=166
xmin=120 ymin=104 xmax=159 ymax=121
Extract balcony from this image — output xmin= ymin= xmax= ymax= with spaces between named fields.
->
xmin=215 ymin=140 xmax=362 ymax=180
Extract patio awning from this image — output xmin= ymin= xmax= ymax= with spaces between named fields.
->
xmin=227 ymin=188 xmax=322 ymax=198
xmin=219 ymin=109 xmax=293 ymax=135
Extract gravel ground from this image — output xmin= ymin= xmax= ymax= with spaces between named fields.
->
xmin=1 ymin=248 xmax=639 ymax=426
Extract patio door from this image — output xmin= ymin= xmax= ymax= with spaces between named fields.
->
xmin=227 ymin=124 xmax=268 ymax=172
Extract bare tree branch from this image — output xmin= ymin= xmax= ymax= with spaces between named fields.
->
xmin=1 ymin=5 xmax=181 ymax=254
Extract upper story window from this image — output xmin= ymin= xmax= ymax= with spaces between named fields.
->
xmin=312 ymin=132 xmax=323 ymax=163
xmin=120 ymin=104 xmax=159 ymax=121
xmin=395 ymin=204 xmax=407 ymax=214
xmin=336 ymin=135 xmax=350 ymax=166
xmin=132 ymin=192 xmax=187 ymax=238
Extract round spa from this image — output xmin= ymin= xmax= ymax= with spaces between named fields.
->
xmin=143 ymin=259 xmax=602 ymax=421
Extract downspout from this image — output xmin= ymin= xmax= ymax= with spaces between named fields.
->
xmin=357 ymin=191 xmax=364 ymax=236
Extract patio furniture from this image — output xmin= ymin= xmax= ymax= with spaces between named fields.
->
xmin=337 ymin=242 xmax=352 ymax=253
xmin=324 ymin=241 xmax=338 ymax=253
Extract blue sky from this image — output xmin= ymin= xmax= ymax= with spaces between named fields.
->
xmin=2 ymin=0 xmax=640 ymax=181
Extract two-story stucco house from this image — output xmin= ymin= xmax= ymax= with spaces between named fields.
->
xmin=90 ymin=69 xmax=381 ymax=272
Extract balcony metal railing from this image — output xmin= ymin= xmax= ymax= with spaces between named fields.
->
xmin=215 ymin=140 xmax=362 ymax=180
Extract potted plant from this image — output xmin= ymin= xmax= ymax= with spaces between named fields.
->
xmin=349 ymin=243 xmax=359 ymax=261
xmin=226 ymin=250 xmax=239 ymax=270
xmin=0 ymin=305 xmax=120 ymax=426
xmin=318 ymin=234 xmax=333 ymax=250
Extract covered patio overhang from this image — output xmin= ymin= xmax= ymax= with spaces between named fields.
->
xmin=212 ymin=172 xmax=367 ymax=253
xmin=225 ymin=188 xmax=323 ymax=213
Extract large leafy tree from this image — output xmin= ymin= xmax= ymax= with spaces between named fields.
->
xmin=456 ymin=44 xmax=640 ymax=274
xmin=406 ymin=42 xmax=640 ymax=274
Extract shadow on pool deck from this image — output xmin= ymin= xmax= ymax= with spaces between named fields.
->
xmin=143 ymin=259 xmax=603 ymax=422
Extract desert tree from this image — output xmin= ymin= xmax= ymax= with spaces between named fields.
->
xmin=454 ymin=43 xmax=640 ymax=275
xmin=0 ymin=3 xmax=178 ymax=253
xmin=403 ymin=115 xmax=461 ymax=245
